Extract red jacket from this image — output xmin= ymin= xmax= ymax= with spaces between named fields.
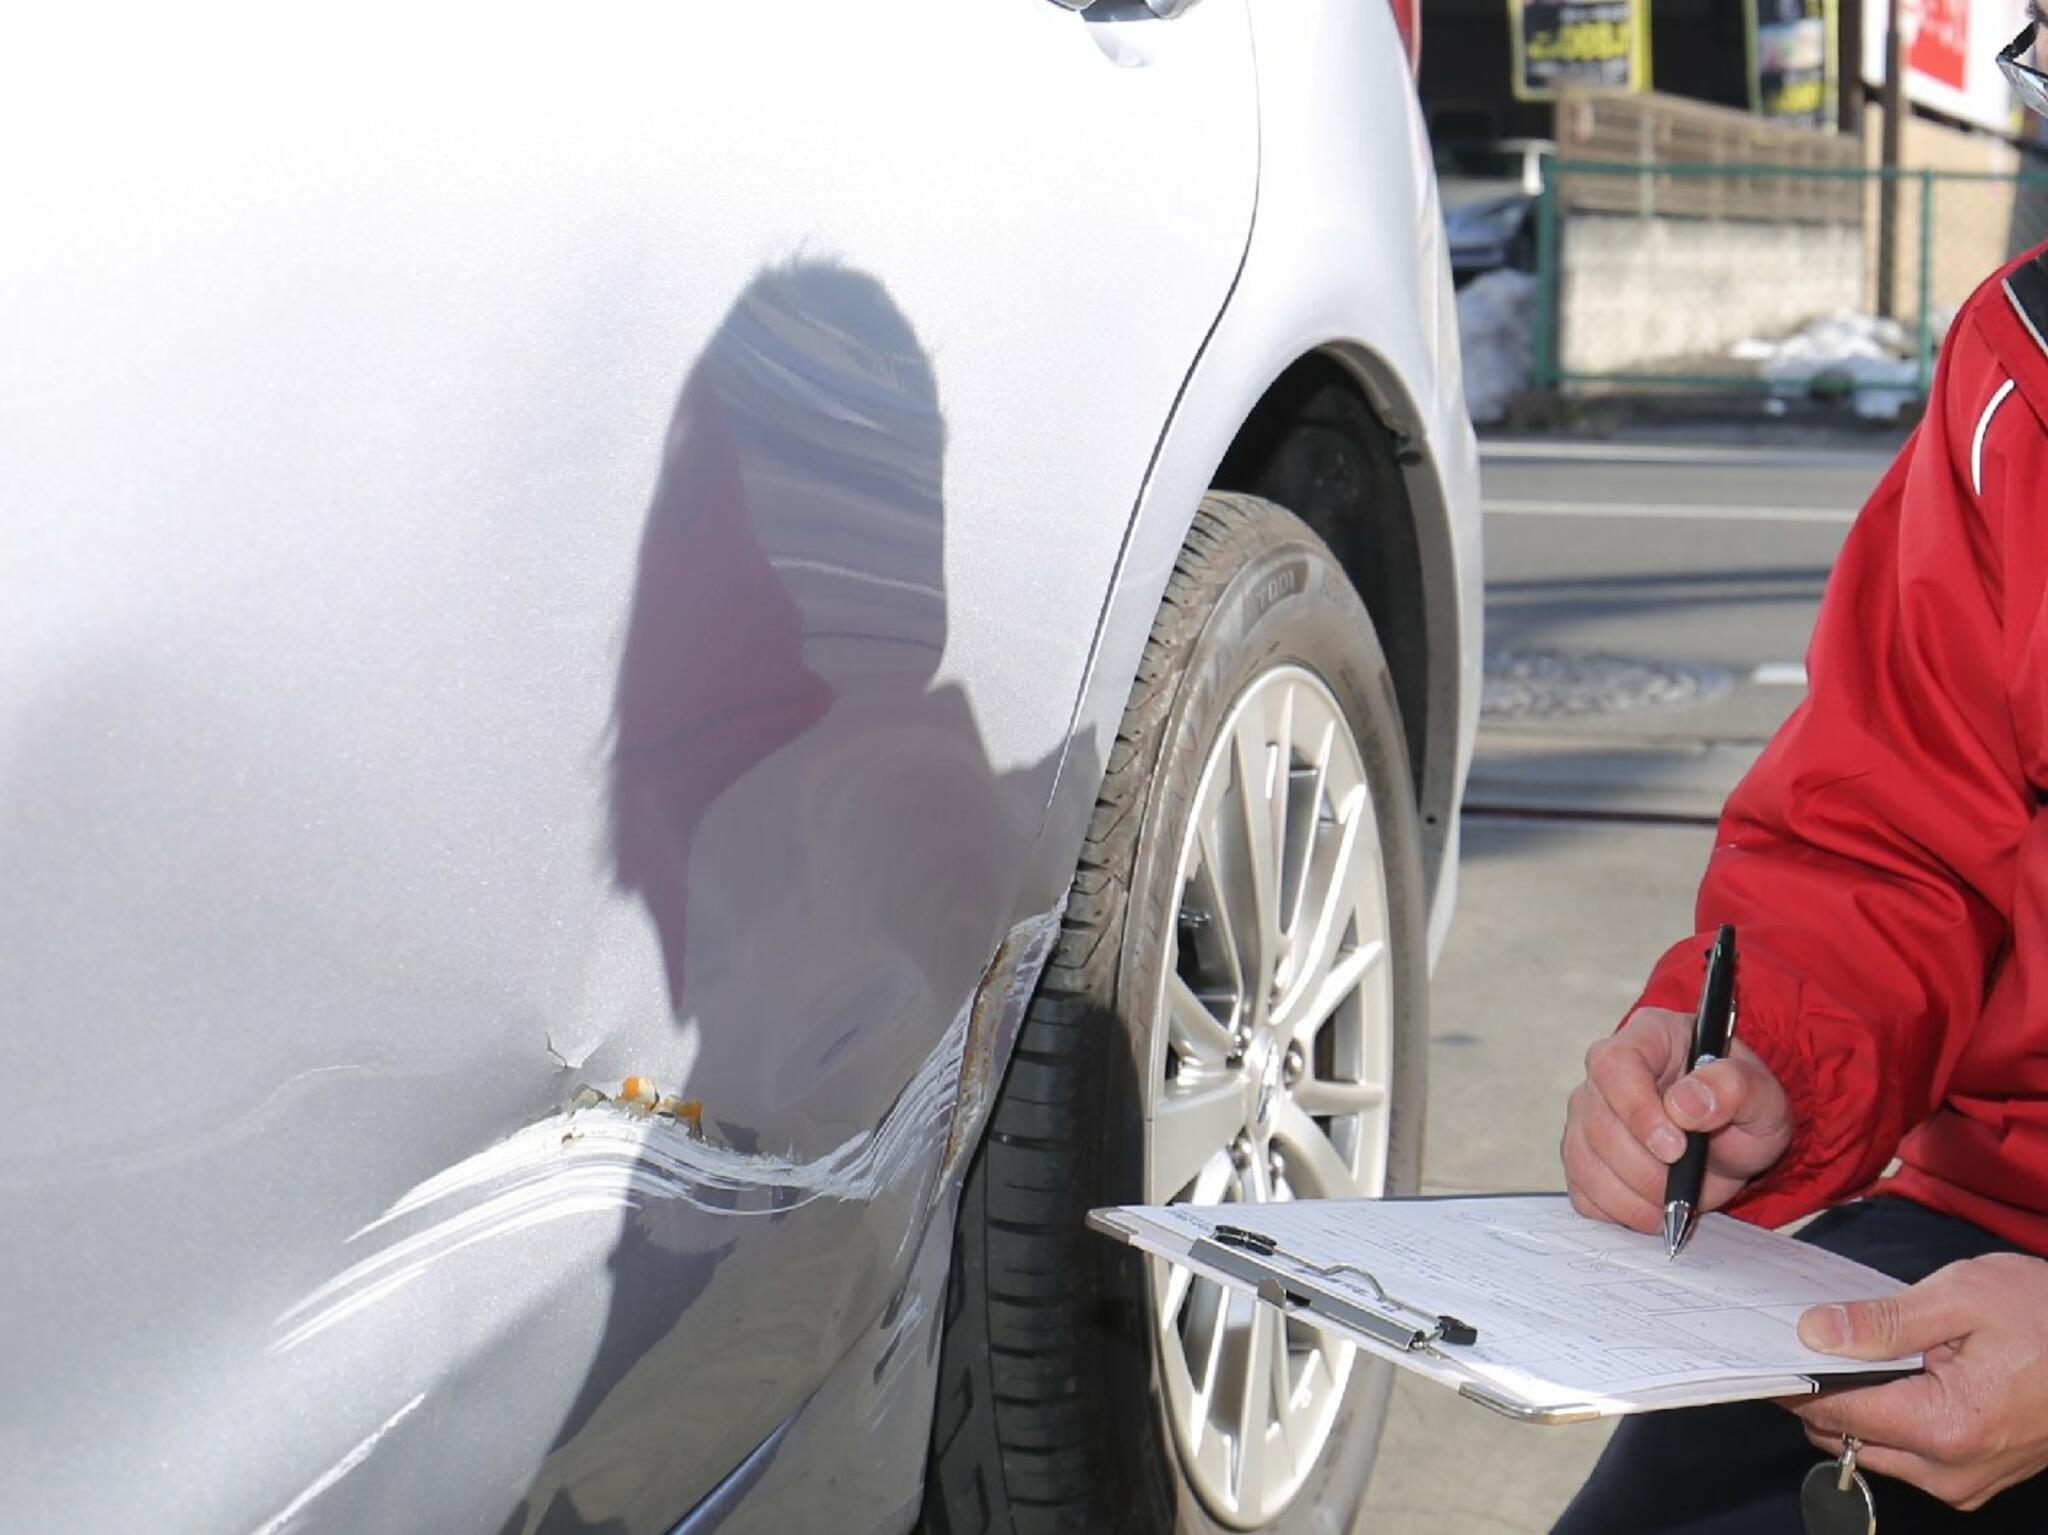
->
xmin=1632 ymin=244 xmax=2048 ymax=1254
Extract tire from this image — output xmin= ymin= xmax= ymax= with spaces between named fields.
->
xmin=922 ymin=492 xmax=1429 ymax=1535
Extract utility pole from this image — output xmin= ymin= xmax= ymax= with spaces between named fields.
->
xmin=1839 ymin=0 xmax=1864 ymax=135
xmin=1876 ymin=0 xmax=1906 ymax=318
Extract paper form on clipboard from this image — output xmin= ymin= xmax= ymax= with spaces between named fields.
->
xmin=1088 ymin=1194 xmax=1922 ymax=1423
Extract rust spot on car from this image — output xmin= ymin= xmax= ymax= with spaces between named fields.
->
xmin=563 ymin=1079 xmax=711 ymax=1142
xmin=941 ymin=932 xmax=1039 ymax=1180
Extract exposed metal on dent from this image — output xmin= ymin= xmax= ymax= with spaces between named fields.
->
xmin=544 ymin=1030 xmax=597 ymax=1072
xmin=581 ymin=1075 xmax=712 ymax=1140
xmin=940 ymin=908 xmax=1064 ymax=1179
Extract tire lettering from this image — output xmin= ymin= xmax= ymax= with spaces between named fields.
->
xmin=1248 ymin=560 xmax=1306 ymax=622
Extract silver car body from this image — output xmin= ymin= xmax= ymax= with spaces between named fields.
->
xmin=0 ymin=5 xmax=1479 ymax=1532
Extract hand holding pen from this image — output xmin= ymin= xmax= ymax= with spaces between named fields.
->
xmin=1664 ymin=924 xmax=1739 ymax=1258
xmin=1560 ymin=925 xmax=1797 ymax=1245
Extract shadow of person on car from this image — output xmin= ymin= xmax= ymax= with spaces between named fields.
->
xmin=604 ymin=291 xmax=837 ymax=1015
xmin=497 ymin=261 xmax=1084 ymax=1534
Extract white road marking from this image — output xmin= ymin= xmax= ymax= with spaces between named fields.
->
xmin=1479 ymin=439 xmax=1891 ymax=467
xmin=1750 ymin=662 xmax=1809 ymax=686
xmin=1484 ymin=499 xmax=1856 ymax=524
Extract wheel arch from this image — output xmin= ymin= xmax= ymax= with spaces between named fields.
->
xmin=1208 ymin=346 xmax=1465 ymax=911
xmin=1012 ymin=333 xmax=1474 ymax=958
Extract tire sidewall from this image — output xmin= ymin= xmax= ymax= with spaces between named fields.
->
xmin=1100 ymin=516 xmax=1429 ymax=1535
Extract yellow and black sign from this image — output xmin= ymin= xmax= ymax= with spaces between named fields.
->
xmin=1510 ymin=0 xmax=1652 ymax=102
xmin=1746 ymin=0 xmax=1837 ymax=123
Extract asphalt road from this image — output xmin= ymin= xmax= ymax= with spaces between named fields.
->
xmin=1354 ymin=432 xmax=1905 ymax=1535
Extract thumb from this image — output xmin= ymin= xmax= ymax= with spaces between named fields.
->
xmin=1664 ymin=1051 xmax=1788 ymax=1137
xmin=1798 ymin=1274 xmax=1968 ymax=1360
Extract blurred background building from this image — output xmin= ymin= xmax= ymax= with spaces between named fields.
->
xmin=1424 ymin=0 xmax=2048 ymax=421
xmin=1420 ymin=0 xmax=2041 ymax=150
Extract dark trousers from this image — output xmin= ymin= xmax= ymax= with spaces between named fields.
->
xmin=1550 ymin=1195 xmax=2048 ymax=1533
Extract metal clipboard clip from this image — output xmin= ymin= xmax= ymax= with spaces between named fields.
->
xmin=1197 ymin=1223 xmax=1480 ymax=1354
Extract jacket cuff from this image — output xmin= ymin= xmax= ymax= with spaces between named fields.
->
xmin=1627 ymin=933 xmax=1829 ymax=1230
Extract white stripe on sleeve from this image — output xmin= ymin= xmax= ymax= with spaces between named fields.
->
xmin=1973 ymin=377 xmax=2017 ymax=498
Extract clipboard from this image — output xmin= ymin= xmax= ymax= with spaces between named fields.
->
xmin=1088 ymin=1195 xmax=1922 ymax=1425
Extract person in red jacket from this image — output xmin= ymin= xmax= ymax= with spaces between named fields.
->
xmin=1553 ymin=21 xmax=2048 ymax=1532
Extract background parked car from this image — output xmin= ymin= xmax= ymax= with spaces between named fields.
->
xmin=1440 ymin=137 xmax=1556 ymax=287
xmin=0 ymin=4 xmax=1479 ymax=1532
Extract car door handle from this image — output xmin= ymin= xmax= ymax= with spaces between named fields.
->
xmin=1046 ymin=0 xmax=1206 ymax=15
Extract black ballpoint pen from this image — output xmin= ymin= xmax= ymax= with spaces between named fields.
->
xmin=1664 ymin=923 xmax=1738 ymax=1261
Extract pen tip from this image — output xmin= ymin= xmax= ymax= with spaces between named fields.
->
xmin=1661 ymin=1202 xmax=1691 ymax=1261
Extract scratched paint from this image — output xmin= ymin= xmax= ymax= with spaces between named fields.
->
xmin=276 ymin=1066 xmax=955 ymax=1356
xmin=244 ymin=1393 xmax=425 ymax=1535
xmin=271 ymin=919 xmax=1060 ymax=1359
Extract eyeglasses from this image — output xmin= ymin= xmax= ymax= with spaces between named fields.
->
xmin=2001 ymin=20 xmax=2048 ymax=116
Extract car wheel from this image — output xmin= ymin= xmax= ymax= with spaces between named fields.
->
xmin=923 ymin=491 xmax=1428 ymax=1534
xmin=1507 ymin=214 xmax=1537 ymax=274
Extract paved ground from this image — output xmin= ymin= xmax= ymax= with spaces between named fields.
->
xmin=1353 ymin=432 xmax=1902 ymax=1534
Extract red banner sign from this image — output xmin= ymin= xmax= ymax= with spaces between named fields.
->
xmin=1907 ymin=0 xmax=1970 ymax=91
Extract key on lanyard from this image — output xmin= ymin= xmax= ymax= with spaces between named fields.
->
xmin=1801 ymin=1434 xmax=1876 ymax=1535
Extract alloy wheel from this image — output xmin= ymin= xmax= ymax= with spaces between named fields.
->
xmin=1144 ymin=664 xmax=1395 ymax=1529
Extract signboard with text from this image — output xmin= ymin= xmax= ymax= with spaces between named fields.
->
xmin=1748 ymin=0 xmax=1838 ymax=123
xmin=1860 ymin=0 xmax=2028 ymax=135
xmin=1510 ymin=0 xmax=1653 ymax=101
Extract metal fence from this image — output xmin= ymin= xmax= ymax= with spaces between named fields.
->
xmin=1531 ymin=159 xmax=2048 ymax=408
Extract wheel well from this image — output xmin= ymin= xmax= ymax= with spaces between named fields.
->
xmin=1210 ymin=354 xmax=1433 ymax=807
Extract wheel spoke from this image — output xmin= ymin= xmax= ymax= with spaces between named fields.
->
xmin=1290 ymin=941 xmax=1384 ymax=1049
xmin=1268 ymin=1309 xmax=1298 ymax=1460
xmin=1240 ymin=1130 xmax=1272 ymax=1204
xmin=1272 ymin=1101 xmax=1358 ymax=1198
xmin=1233 ymin=1296 xmax=1273 ymax=1511
xmin=1195 ymin=819 xmax=1249 ymax=1004
xmin=1230 ymin=714 xmax=1282 ymax=1013
xmin=1151 ymin=1079 xmax=1246 ymax=1201
xmin=1292 ymin=1076 xmax=1386 ymax=1118
xmin=1187 ymin=1279 xmax=1230 ymax=1455
xmin=1269 ymin=682 xmax=1297 ymax=930
xmin=1166 ymin=972 xmax=1239 ymax=1066
xmin=1284 ymin=718 xmax=1337 ymax=945
xmin=1281 ymin=783 xmax=1370 ymax=1020
xmin=1157 ymin=1148 xmax=1234 ymax=1324
xmin=1160 ymin=1261 xmax=1194 ymax=1330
